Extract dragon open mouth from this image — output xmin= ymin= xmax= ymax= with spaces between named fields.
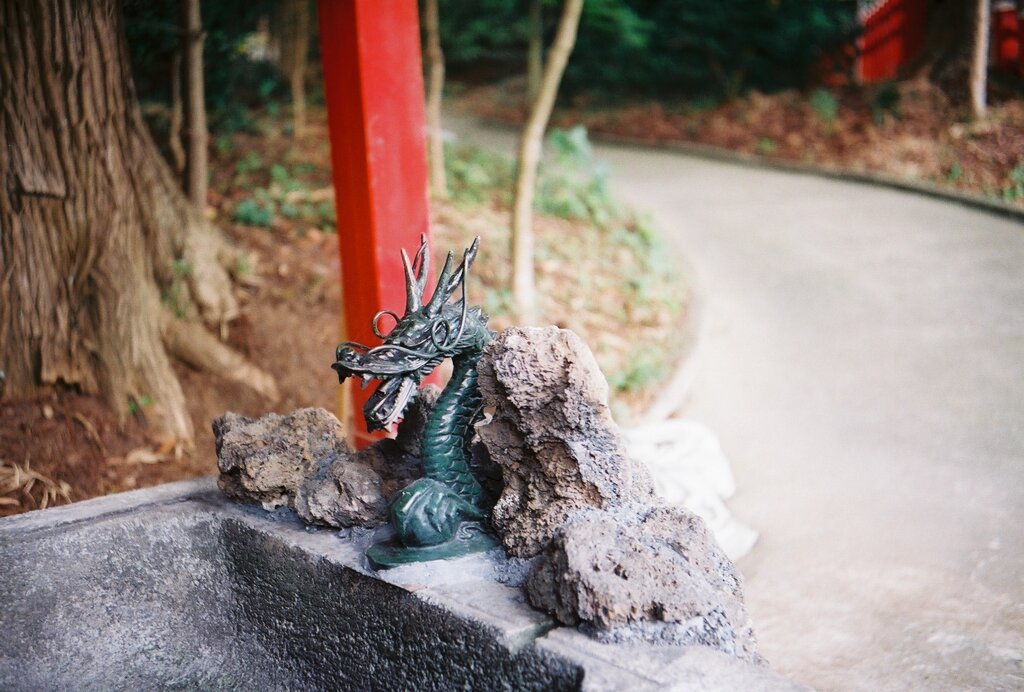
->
xmin=361 ymin=375 xmax=418 ymax=432
xmin=331 ymin=235 xmax=481 ymax=435
xmin=332 ymin=346 xmax=439 ymax=433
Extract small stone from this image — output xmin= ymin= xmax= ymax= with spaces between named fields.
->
xmin=476 ymin=327 xmax=654 ymax=558
xmin=525 ymin=504 xmax=760 ymax=662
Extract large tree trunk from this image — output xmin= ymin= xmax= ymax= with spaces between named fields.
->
xmin=0 ymin=0 xmax=259 ymax=443
xmin=510 ymin=0 xmax=583 ymax=324
xmin=424 ymin=0 xmax=448 ymax=199
xmin=969 ymin=0 xmax=990 ymax=119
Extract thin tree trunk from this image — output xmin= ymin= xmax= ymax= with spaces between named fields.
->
xmin=424 ymin=0 xmax=448 ymax=199
xmin=289 ymin=0 xmax=309 ymax=138
xmin=0 ymin=0 xmax=271 ymax=443
xmin=527 ymin=0 xmax=544 ymax=104
xmin=169 ymin=49 xmax=185 ymax=177
xmin=970 ymin=0 xmax=989 ymax=119
xmin=182 ymin=0 xmax=208 ymax=212
xmin=510 ymin=0 xmax=583 ymax=324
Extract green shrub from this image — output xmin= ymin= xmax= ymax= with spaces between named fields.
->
xmin=440 ymin=0 xmax=858 ymax=99
xmin=756 ymin=137 xmax=778 ymax=155
xmin=233 ymin=195 xmax=275 ymax=227
xmin=538 ymin=126 xmax=620 ymax=228
xmin=810 ymin=89 xmax=839 ymax=128
xmin=1002 ymin=163 xmax=1024 ymax=202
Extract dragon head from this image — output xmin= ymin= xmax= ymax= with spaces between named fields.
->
xmin=332 ymin=235 xmax=488 ymax=432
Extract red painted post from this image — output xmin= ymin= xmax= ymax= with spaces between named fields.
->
xmin=993 ymin=2 xmax=1020 ymax=73
xmin=316 ymin=0 xmax=438 ymax=448
xmin=857 ymin=0 xmax=928 ymax=83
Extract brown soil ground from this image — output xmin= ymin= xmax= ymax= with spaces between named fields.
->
xmin=1 ymin=107 xmax=686 ymax=516
xmin=459 ymin=78 xmax=1024 ymax=206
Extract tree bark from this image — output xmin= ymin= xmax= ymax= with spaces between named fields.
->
xmin=527 ymin=0 xmax=544 ymax=104
xmin=169 ymin=49 xmax=186 ymax=177
xmin=288 ymin=0 xmax=310 ymax=138
xmin=424 ymin=0 xmax=448 ymax=199
xmin=182 ymin=0 xmax=208 ymax=211
xmin=970 ymin=0 xmax=989 ymax=119
xmin=510 ymin=0 xmax=583 ymax=324
xmin=0 ymin=0 xmax=263 ymax=443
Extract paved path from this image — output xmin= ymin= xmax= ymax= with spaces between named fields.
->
xmin=449 ymin=114 xmax=1024 ymax=690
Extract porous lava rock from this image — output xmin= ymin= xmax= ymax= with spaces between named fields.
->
xmin=476 ymin=326 xmax=654 ymax=558
xmin=525 ymin=504 xmax=760 ymax=662
xmin=214 ymin=407 xmax=386 ymax=527
xmin=294 ymin=451 xmax=388 ymax=527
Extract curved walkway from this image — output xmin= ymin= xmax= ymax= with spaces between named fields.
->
xmin=448 ymin=114 xmax=1024 ymax=690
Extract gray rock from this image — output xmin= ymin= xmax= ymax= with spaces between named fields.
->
xmin=215 ymin=408 xmax=348 ymax=510
xmin=214 ymin=407 xmax=385 ymax=528
xmin=525 ymin=504 xmax=760 ymax=662
xmin=476 ymin=327 xmax=654 ymax=558
xmin=295 ymin=452 xmax=387 ymax=527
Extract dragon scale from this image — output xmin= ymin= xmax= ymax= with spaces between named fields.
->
xmin=421 ymin=351 xmax=486 ymax=501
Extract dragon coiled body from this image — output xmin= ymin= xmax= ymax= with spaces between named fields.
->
xmin=332 ymin=236 xmax=496 ymax=566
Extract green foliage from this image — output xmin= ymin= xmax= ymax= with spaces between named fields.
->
xmin=234 ymin=253 xmax=253 ymax=279
xmin=1002 ymin=163 xmax=1024 ymax=202
xmin=810 ymin=89 xmax=839 ymax=128
xmin=756 ymin=137 xmax=777 ymax=155
xmin=233 ymin=195 xmax=276 ymax=227
xmin=316 ymin=201 xmax=337 ymax=232
xmin=127 ymin=395 xmax=154 ymax=416
xmin=607 ymin=346 xmax=667 ymax=394
xmin=537 ymin=126 xmax=620 ymax=228
xmin=441 ymin=0 xmax=857 ymax=98
xmin=871 ymin=82 xmax=901 ymax=125
xmin=230 ymin=163 xmax=336 ymax=231
xmin=235 ymin=151 xmax=264 ymax=175
xmin=436 ymin=0 xmax=530 ymax=65
xmin=576 ymin=0 xmax=858 ymax=97
xmin=946 ymin=160 xmax=963 ymax=184
xmin=444 ymin=143 xmax=515 ymax=205
xmin=123 ymin=0 xmax=284 ymax=130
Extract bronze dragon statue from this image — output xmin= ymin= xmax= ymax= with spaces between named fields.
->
xmin=332 ymin=235 xmax=497 ymax=567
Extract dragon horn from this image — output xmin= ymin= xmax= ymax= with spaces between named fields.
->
xmin=425 ymin=250 xmax=456 ymax=317
xmin=401 ymin=248 xmax=421 ymax=314
xmin=444 ymin=236 xmax=480 ymax=303
xmin=413 ymin=233 xmax=430 ymax=299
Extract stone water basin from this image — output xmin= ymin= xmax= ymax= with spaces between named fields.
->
xmin=0 ymin=478 xmax=798 ymax=690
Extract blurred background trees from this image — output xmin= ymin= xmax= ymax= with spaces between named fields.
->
xmin=439 ymin=0 xmax=857 ymax=100
xmin=3 ymin=0 xmax=1022 ymax=511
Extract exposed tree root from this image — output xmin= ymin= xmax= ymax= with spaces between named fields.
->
xmin=161 ymin=311 xmax=281 ymax=403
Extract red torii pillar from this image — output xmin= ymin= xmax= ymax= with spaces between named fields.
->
xmin=317 ymin=0 xmax=438 ymax=448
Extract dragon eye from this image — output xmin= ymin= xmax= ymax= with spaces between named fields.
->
xmin=372 ymin=310 xmax=401 ymax=339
